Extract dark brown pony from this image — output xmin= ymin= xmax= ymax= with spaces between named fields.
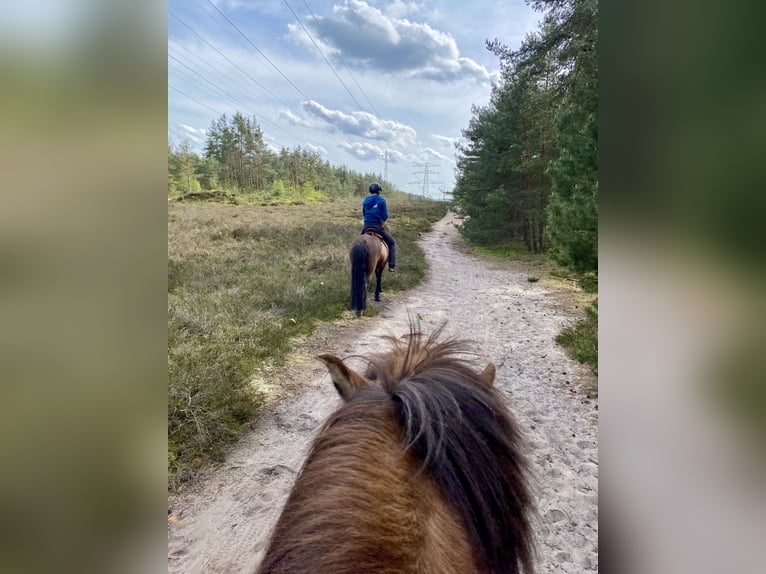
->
xmin=257 ymin=325 xmax=536 ymax=574
xmin=349 ymin=230 xmax=389 ymax=316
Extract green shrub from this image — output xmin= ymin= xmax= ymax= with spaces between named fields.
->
xmin=556 ymin=300 xmax=598 ymax=375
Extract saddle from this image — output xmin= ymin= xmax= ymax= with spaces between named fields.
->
xmin=362 ymin=226 xmax=384 ymax=241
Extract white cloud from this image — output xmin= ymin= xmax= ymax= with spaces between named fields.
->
xmin=209 ymin=0 xmax=282 ymax=15
xmin=306 ymin=142 xmax=327 ymax=155
xmin=379 ymin=148 xmax=406 ymax=165
xmin=338 ymin=142 xmax=405 ymax=163
xmin=339 ymin=141 xmax=385 ymax=161
xmin=303 ymin=100 xmax=416 ymax=143
xmin=431 ymin=134 xmax=458 ymax=147
xmin=288 ymin=0 xmax=491 ymax=84
xmin=421 ymin=147 xmax=451 ymax=161
xmin=382 ymin=1 xmax=424 ymax=19
xmin=170 ymin=124 xmax=207 ymax=149
xmin=180 ymin=124 xmax=206 ymax=136
xmin=285 ymin=22 xmax=340 ymax=60
xmin=280 ymin=109 xmax=313 ymax=128
xmin=386 ymin=149 xmax=407 ymax=163
xmin=407 ymin=147 xmax=452 ymax=163
xmin=263 ymin=134 xmax=282 ymax=154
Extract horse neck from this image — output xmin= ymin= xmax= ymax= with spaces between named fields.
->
xmin=259 ymin=400 xmax=409 ymax=571
xmin=259 ymin=394 xmax=478 ymax=574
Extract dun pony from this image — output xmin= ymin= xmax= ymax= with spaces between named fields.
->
xmin=257 ymin=325 xmax=536 ymax=574
xmin=349 ymin=232 xmax=389 ymax=316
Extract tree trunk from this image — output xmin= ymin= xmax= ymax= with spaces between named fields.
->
xmin=523 ymin=219 xmax=531 ymax=251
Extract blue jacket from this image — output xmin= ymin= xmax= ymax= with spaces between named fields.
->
xmin=362 ymin=194 xmax=388 ymax=225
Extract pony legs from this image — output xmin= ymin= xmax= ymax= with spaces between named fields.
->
xmin=374 ymin=266 xmax=383 ymax=301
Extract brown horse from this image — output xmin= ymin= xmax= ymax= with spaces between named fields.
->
xmin=257 ymin=325 xmax=536 ymax=574
xmin=349 ymin=230 xmax=389 ymax=316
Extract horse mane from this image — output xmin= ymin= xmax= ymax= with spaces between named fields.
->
xmin=367 ymin=324 xmax=536 ymax=574
xmin=258 ymin=323 xmax=535 ymax=574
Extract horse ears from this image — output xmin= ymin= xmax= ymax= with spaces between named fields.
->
xmin=478 ymin=362 xmax=496 ymax=387
xmin=317 ymin=354 xmax=369 ymax=401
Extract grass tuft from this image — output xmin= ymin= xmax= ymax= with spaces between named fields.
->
xmin=556 ymin=300 xmax=598 ymax=376
xmin=579 ymin=271 xmax=598 ymax=293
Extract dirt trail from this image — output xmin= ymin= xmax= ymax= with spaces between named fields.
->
xmin=168 ymin=213 xmax=598 ymax=573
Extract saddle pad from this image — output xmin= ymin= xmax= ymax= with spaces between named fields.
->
xmin=362 ymin=228 xmax=383 ymax=240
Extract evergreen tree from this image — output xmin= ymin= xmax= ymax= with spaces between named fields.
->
xmin=544 ymin=0 xmax=598 ymax=272
xmin=453 ymin=0 xmax=597 ymax=269
xmin=174 ymin=112 xmax=421 ymax=203
xmin=455 ymin=22 xmax=559 ymax=250
xmin=197 ymin=156 xmax=221 ymax=190
xmin=170 ymin=140 xmax=199 ymax=196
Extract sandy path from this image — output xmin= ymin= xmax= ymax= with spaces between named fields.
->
xmin=168 ymin=213 xmax=598 ymax=573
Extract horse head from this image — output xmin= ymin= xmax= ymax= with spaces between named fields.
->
xmin=260 ymin=324 xmax=536 ymax=574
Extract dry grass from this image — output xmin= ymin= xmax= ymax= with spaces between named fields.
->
xmin=168 ymin=197 xmax=447 ymax=486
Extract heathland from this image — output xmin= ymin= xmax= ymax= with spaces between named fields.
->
xmin=168 ymin=195 xmax=447 ymax=485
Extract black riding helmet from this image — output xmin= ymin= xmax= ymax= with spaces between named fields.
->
xmin=369 ymin=182 xmax=382 ymax=194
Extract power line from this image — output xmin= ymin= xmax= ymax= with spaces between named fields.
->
xmin=200 ymin=0 xmax=370 ymax=149
xmin=168 ymin=12 xmax=345 ymax=148
xmin=169 ymin=52 xmax=254 ymax=111
xmin=301 ymin=0 xmax=384 ymax=120
xmin=205 ymin=0 xmax=314 ymax=104
xmin=169 ymin=3 xmax=404 ymax=187
xmin=283 ymin=0 xmax=362 ymax=110
xmin=169 ymin=84 xmax=222 ymax=116
xmin=168 ymin=42 xmax=256 ymax=112
xmin=169 ymin=12 xmax=294 ymax=115
xmin=169 ymin=52 xmax=307 ymax=142
xmin=169 ymin=50 xmax=324 ymax=149
xmin=169 ymin=44 xmax=322 ymax=148
xmin=283 ymin=0 xmax=388 ymax=143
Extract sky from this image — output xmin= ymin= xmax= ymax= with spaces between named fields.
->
xmin=168 ymin=0 xmax=541 ymax=199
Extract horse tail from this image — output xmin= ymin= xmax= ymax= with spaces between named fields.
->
xmin=350 ymin=240 xmax=368 ymax=314
xmin=386 ymin=337 xmax=536 ymax=573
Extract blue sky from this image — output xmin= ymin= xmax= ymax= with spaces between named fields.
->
xmin=168 ymin=0 xmax=541 ymax=198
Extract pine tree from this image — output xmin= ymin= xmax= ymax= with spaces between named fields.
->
xmin=454 ymin=0 xmax=597 ymax=269
xmin=175 ymin=140 xmax=199 ymax=196
xmin=544 ymin=0 xmax=598 ymax=272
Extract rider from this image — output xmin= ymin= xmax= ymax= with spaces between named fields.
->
xmin=362 ymin=182 xmax=396 ymax=272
